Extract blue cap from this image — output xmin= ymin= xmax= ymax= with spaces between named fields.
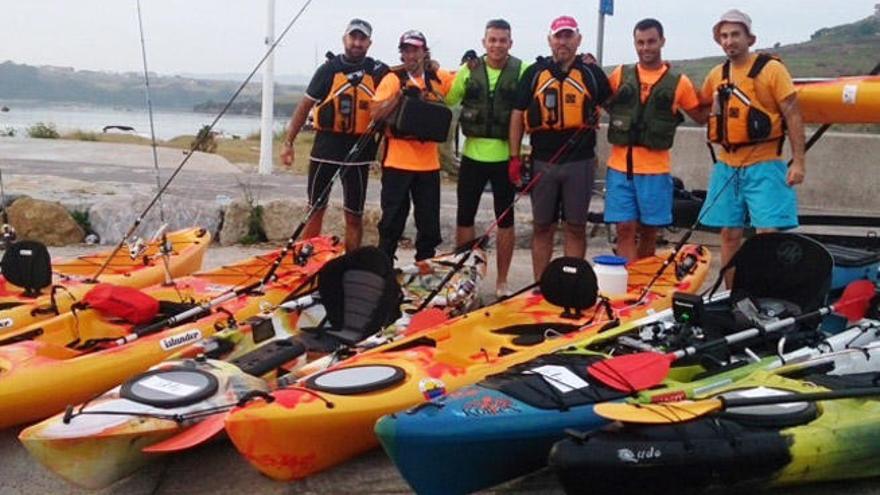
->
xmin=593 ymin=255 xmax=628 ymax=266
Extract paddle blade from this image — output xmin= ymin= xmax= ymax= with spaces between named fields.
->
xmin=587 ymin=353 xmax=674 ymax=393
xmin=404 ymin=308 xmax=449 ymax=336
xmin=833 ymin=279 xmax=876 ymax=321
xmin=142 ymin=413 xmax=226 ymax=453
xmin=594 ymin=399 xmax=724 ymax=424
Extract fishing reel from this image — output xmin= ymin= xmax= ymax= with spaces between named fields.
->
xmin=0 ymin=223 xmax=16 ymax=250
xmin=294 ymin=242 xmax=315 ymax=266
xmin=126 ymin=236 xmax=148 ymax=260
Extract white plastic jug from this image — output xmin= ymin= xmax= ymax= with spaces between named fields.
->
xmin=593 ymin=255 xmax=628 ymax=296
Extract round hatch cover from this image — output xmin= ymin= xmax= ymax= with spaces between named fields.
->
xmin=306 ymin=364 xmax=405 ymax=395
xmin=120 ymin=367 xmax=219 ymax=409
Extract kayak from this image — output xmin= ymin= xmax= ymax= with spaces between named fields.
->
xmin=374 ymin=231 xmax=860 ymax=494
xmin=224 ymin=246 xmax=710 ymax=481
xmin=17 ymin=245 xmax=487 ymax=489
xmin=0 ymin=227 xmax=210 ymax=334
xmin=0 ymin=236 xmax=342 ymax=429
xmin=375 ymin=311 xmax=879 ymax=495
xmin=796 ymin=75 xmax=880 ymax=124
xmin=549 ymin=347 xmax=880 ymax=494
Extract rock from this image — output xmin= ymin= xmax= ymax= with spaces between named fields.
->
xmin=260 ymin=199 xmax=305 ymax=241
xmin=7 ymin=197 xmax=84 ymax=246
xmin=218 ymin=199 xmax=252 ymax=246
xmin=89 ymin=194 xmax=222 ymax=244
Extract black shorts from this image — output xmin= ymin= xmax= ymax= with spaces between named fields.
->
xmin=307 ymin=160 xmax=370 ymax=216
xmin=456 ymin=156 xmax=516 ymax=229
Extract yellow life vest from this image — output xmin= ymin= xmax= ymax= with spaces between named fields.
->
xmin=312 ymin=62 xmax=383 ymax=135
xmin=525 ymin=59 xmax=600 ymax=133
xmin=707 ymin=54 xmax=786 ymax=152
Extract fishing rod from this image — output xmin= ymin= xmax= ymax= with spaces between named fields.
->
xmin=134 ymin=0 xmax=174 ymax=286
xmin=111 ymin=124 xmax=380 ymax=346
xmin=0 ymin=170 xmax=16 ymax=250
xmin=89 ymin=0 xmax=316 ymax=282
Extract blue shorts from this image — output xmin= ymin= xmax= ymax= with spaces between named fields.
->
xmin=603 ymin=169 xmax=673 ymax=227
xmin=699 ymin=160 xmax=798 ymax=229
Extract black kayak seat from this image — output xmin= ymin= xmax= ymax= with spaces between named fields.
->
xmin=318 ymin=247 xmax=401 ymax=347
xmin=1 ymin=240 xmax=52 ymax=296
xmin=712 ymin=233 xmax=833 ymax=313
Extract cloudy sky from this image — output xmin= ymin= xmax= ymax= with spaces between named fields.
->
xmin=2 ymin=0 xmax=877 ymax=78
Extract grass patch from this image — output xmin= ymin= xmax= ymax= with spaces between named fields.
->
xmin=27 ymin=122 xmax=59 ymax=139
xmin=240 ymin=204 xmax=268 ymax=245
xmin=64 ymin=130 xmax=100 ymax=141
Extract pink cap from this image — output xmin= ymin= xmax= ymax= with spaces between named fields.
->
xmin=550 ymin=16 xmax=579 ymax=35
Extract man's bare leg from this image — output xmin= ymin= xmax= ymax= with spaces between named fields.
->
xmin=615 ymin=221 xmax=638 ymax=261
xmin=636 ymin=224 xmax=659 ymax=259
xmin=302 ymin=207 xmax=326 ymax=240
xmin=456 ymin=226 xmax=475 ymax=247
xmin=563 ymin=222 xmax=587 ymax=259
xmin=720 ymin=227 xmax=744 ymax=288
xmin=343 ymin=210 xmax=363 ymax=252
xmin=496 ymin=226 xmax=514 ymax=294
xmin=532 ymin=223 xmax=555 ymax=281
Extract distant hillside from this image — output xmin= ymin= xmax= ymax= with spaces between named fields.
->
xmin=0 ymin=60 xmax=304 ymax=112
xmin=670 ymin=14 xmax=880 ymax=82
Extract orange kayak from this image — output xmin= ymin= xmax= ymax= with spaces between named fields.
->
xmin=225 ymin=246 xmax=711 ymax=481
xmin=0 ymin=236 xmax=342 ymax=429
xmin=0 ymin=227 xmax=210 ymax=334
xmin=796 ymin=75 xmax=880 ymax=124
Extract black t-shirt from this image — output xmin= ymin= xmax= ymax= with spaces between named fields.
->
xmin=514 ymin=59 xmax=611 ymax=162
xmin=306 ymin=55 xmax=388 ymax=164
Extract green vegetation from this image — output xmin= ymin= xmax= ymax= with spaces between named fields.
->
xmin=191 ymin=125 xmax=218 ymax=153
xmin=668 ymin=14 xmax=880 ymax=82
xmin=26 ymin=122 xmax=59 ymax=139
xmin=70 ymin=209 xmax=92 ymax=232
xmin=65 ymin=130 xmax=99 ymax=141
xmin=240 ymin=204 xmax=268 ymax=245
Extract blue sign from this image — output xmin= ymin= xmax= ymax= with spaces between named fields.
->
xmin=600 ymin=0 xmax=614 ymax=15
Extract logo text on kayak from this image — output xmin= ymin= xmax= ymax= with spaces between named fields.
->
xmin=617 ymin=447 xmax=662 ymax=464
xmin=160 ymin=329 xmax=202 ymax=351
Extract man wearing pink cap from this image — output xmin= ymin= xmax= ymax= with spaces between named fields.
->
xmin=699 ymin=9 xmax=806 ymax=286
xmin=509 ymin=16 xmax=612 ymax=281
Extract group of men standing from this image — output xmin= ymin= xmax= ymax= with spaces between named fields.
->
xmin=282 ymin=9 xmax=806 ymax=294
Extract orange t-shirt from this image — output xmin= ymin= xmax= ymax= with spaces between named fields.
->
xmin=607 ymin=64 xmax=700 ymax=175
xmin=372 ymin=69 xmax=454 ymax=172
xmin=700 ymin=53 xmax=796 ymax=167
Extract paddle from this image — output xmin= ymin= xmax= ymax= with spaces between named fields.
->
xmin=587 ymin=279 xmax=877 ymax=393
xmin=594 ymin=385 xmax=880 ymax=424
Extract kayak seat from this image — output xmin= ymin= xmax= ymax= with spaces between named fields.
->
xmin=493 ymin=323 xmax=583 ymax=346
xmin=710 ymin=233 xmax=833 ymax=314
xmin=319 ymin=247 xmax=402 ymax=347
xmin=539 ymin=257 xmax=598 ymax=318
xmin=1 ymin=240 xmax=52 ymax=297
xmin=230 ymin=337 xmax=306 ymax=377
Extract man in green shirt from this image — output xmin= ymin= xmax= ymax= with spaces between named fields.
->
xmin=446 ymin=19 xmax=527 ymax=297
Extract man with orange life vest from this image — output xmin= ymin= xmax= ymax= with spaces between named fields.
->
xmin=604 ymin=18 xmax=706 ymax=262
xmin=509 ymin=16 xmax=611 ymax=281
xmin=445 ymin=19 xmax=527 ymax=297
xmin=699 ymin=9 xmax=806 ymax=287
xmin=280 ymin=18 xmax=388 ymax=252
xmin=370 ymin=30 xmax=455 ymax=261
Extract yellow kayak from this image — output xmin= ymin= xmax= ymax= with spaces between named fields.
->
xmin=796 ymin=75 xmax=880 ymax=124
xmin=225 ymin=246 xmax=711 ymax=481
xmin=0 ymin=227 xmax=209 ymax=335
xmin=0 ymin=236 xmax=342 ymax=429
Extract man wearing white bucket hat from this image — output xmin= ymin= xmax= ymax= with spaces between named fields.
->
xmin=699 ymin=9 xmax=806 ymax=286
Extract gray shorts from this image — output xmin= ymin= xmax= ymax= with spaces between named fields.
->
xmin=530 ymin=157 xmax=596 ymax=226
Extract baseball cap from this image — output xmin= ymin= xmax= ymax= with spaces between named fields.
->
xmin=399 ymin=29 xmax=427 ymax=49
xmin=550 ymin=16 xmax=579 ymax=35
xmin=713 ymin=9 xmax=753 ymax=43
xmin=345 ymin=18 xmax=372 ymax=38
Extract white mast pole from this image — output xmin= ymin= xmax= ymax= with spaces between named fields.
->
xmin=258 ymin=0 xmax=276 ymax=175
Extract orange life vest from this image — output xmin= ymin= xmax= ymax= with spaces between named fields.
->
xmin=525 ymin=59 xmax=600 ymax=133
xmin=707 ymin=54 xmax=786 ymax=152
xmin=312 ymin=63 xmax=383 ymax=135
